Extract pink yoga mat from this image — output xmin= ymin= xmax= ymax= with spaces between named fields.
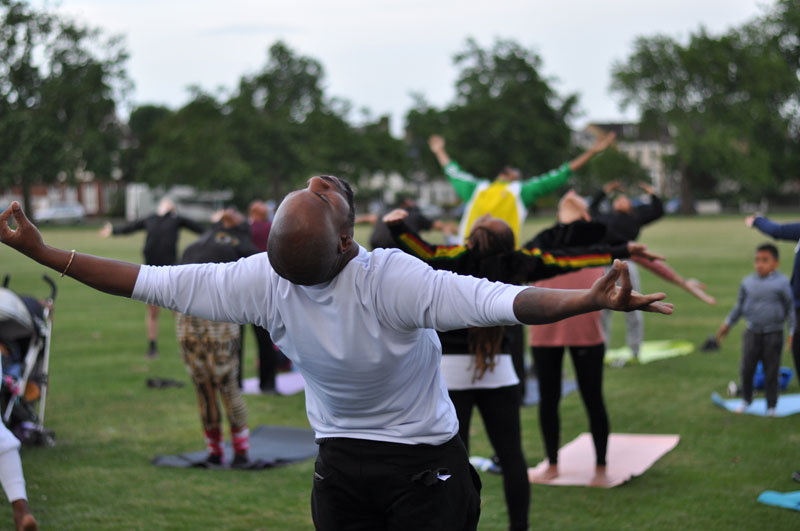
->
xmin=528 ymin=433 xmax=679 ymax=488
xmin=242 ymin=372 xmax=306 ymax=396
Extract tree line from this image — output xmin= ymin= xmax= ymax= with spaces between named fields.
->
xmin=2 ymin=0 xmax=800 ymax=214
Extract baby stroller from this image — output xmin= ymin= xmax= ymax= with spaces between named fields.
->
xmin=0 ymin=274 xmax=57 ymax=446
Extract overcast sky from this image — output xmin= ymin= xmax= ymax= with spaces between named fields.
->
xmin=47 ymin=0 xmax=767 ymax=135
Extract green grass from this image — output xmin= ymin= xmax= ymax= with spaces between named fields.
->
xmin=0 ymin=216 xmax=799 ymax=529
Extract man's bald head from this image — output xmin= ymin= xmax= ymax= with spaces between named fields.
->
xmin=267 ymin=176 xmax=357 ymax=285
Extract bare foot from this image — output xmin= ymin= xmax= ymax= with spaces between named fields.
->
xmin=12 ymin=499 xmax=37 ymax=531
xmin=531 ymin=464 xmax=559 ymax=482
xmin=590 ymin=465 xmax=611 ymax=487
xmin=685 ymin=278 xmax=716 ymax=305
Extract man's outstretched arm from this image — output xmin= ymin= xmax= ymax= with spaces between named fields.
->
xmin=568 ymin=132 xmax=616 ymax=173
xmin=512 ymin=259 xmax=672 ymax=324
xmin=1 ymin=202 xmax=140 ymax=297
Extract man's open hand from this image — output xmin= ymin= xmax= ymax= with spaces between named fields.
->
xmin=428 ymin=135 xmax=445 ymax=154
xmin=590 ymin=260 xmax=673 ymax=314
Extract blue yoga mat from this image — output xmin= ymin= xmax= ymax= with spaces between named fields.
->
xmin=711 ymin=392 xmax=800 ymax=417
xmin=757 ymin=490 xmax=800 ymax=512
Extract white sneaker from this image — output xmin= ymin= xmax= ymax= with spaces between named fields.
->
xmin=766 ymin=408 xmax=776 ymax=417
xmin=727 ymin=381 xmax=739 ymax=397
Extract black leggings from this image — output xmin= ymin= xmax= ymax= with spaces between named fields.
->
xmin=449 ymin=385 xmax=529 ymax=531
xmin=252 ymin=324 xmax=278 ymax=391
xmin=531 ymin=344 xmax=609 ymax=466
xmin=793 ymin=309 xmax=800 ymax=390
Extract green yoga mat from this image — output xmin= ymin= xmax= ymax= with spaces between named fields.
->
xmin=605 ymin=340 xmax=694 ymax=366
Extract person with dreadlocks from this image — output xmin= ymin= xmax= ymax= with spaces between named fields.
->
xmin=383 ymin=208 xmax=662 ymax=530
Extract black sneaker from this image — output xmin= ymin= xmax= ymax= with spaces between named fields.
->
xmin=231 ymin=454 xmax=250 ymax=469
xmin=147 ymin=346 xmax=159 ymax=359
xmin=205 ymin=453 xmax=223 ymax=466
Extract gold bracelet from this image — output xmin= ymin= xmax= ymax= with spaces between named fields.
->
xmin=61 ymin=249 xmax=76 ymax=278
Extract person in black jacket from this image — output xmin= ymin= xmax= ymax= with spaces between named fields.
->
xmin=589 ymin=182 xmax=713 ymax=360
xmin=100 ymin=198 xmax=205 ymax=358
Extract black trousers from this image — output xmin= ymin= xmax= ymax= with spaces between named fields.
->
xmin=741 ymin=328 xmax=783 ymax=408
xmin=508 ymin=324 xmax=526 ymax=404
xmin=311 ymin=436 xmax=481 ymax=531
xmin=252 ymin=324 xmax=277 ymax=391
xmin=450 ymin=385 xmax=529 ymax=531
xmin=792 ymin=309 xmax=800 ymax=390
xmin=531 ymin=344 xmax=609 ymax=466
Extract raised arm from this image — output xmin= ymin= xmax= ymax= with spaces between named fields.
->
xmin=384 ymin=209 xmax=470 ymax=273
xmin=568 ymin=132 xmax=616 ymax=173
xmin=108 ymin=217 xmax=147 ymax=236
xmin=518 ymin=135 xmax=617 ymax=208
xmin=429 ymin=134 xmax=483 ymax=203
xmin=589 ymin=180 xmax=621 ymax=217
xmin=1 ymin=202 xmax=140 ymax=297
xmin=512 ymin=259 xmax=672 ymax=324
xmin=748 ymin=215 xmax=800 ymax=242
xmin=428 ymin=135 xmax=451 ymax=167
xmin=635 ymin=182 xmax=664 ymax=225
xmin=516 ymin=242 xmax=662 ymax=283
xmin=179 ymin=215 xmax=207 ymax=234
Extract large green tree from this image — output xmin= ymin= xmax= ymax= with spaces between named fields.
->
xmin=406 ymin=38 xmax=577 ymax=184
xmin=127 ymin=42 xmax=408 ymax=206
xmin=0 ymin=0 xmax=129 ymax=213
xmin=226 ymin=41 xmax=338 ymax=201
xmin=611 ymin=3 xmax=800 ymax=212
xmin=224 ymin=41 xmax=408 ymax=202
xmin=134 ymin=91 xmax=251 ymax=196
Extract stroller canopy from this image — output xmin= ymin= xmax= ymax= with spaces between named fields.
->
xmin=0 ymin=287 xmax=35 ymax=342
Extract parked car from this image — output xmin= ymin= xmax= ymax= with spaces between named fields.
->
xmin=34 ymin=203 xmax=86 ymax=224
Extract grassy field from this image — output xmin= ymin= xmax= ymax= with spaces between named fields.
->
xmin=0 ymin=215 xmax=799 ymax=530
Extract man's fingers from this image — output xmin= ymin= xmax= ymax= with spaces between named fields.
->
xmin=601 ymin=259 xmax=622 ymax=287
xmin=0 ymin=203 xmax=16 ymax=240
xmin=11 ymin=201 xmax=29 ymax=228
xmin=641 ymin=301 xmax=674 ymax=315
xmin=628 ymin=291 xmax=673 ymax=314
xmin=618 ymin=260 xmax=632 ymax=294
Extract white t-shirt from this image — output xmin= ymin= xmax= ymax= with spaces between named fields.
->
xmin=441 ymin=354 xmax=519 ymax=391
xmin=132 ymin=246 xmax=525 ymax=446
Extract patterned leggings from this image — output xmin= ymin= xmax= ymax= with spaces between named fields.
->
xmin=175 ymin=314 xmax=248 ymax=432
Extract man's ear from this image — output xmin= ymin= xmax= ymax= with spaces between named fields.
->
xmin=338 ymin=233 xmax=353 ymax=254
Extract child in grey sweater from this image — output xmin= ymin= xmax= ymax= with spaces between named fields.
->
xmin=716 ymin=243 xmax=795 ymax=416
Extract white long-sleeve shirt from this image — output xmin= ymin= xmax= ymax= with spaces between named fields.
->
xmin=132 ymin=245 xmax=525 ymax=445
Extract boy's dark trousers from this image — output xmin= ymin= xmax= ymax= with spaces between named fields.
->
xmin=740 ymin=328 xmax=783 ymax=408
xmin=311 ymin=435 xmax=481 ymax=530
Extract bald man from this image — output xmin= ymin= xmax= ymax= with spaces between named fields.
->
xmin=0 ymin=176 xmax=671 ymax=530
